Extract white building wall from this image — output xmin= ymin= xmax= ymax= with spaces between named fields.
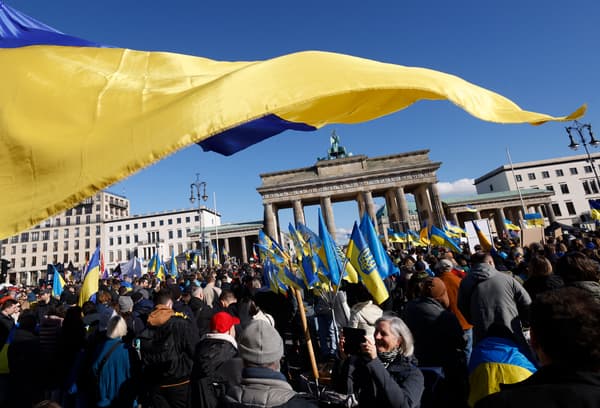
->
xmin=475 ymin=153 xmax=600 ymax=225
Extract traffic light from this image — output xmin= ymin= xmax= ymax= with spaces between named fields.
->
xmin=0 ymin=258 xmax=10 ymax=282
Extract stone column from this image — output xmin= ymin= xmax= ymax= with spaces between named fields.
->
xmin=428 ymin=183 xmax=445 ymax=228
xmin=240 ymin=236 xmax=248 ymax=263
xmin=385 ymin=189 xmax=400 ymax=231
xmin=395 ymin=187 xmax=410 ymax=232
xmin=451 ymin=212 xmax=459 ymax=225
xmin=545 ymin=203 xmax=557 ymax=223
xmin=536 ymin=205 xmax=543 ymax=216
xmin=517 ymin=207 xmax=524 ymax=225
xmin=475 ymin=211 xmax=482 ymax=220
xmin=320 ymin=196 xmax=337 ymax=237
xmin=357 ymin=193 xmax=366 ymax=219
xmin=363 ymin=190 xmax=377 ymax=225
xmin=415 ymin=185 xmax=433 ymax=226
xmin=263 ymin=203 xmax=277 ymax=239
xmin=292 ymin=199 xmax=305 ymax=226
xmin=495 ymin=207 xmax=507 ymax=237
xmin=224 ymin=238 xmax=230 ymax=256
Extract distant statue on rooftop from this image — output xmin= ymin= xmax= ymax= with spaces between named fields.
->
xmin=319 ymin=130 xmax=353 ymax=161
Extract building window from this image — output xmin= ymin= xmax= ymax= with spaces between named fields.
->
xmin=126 ymin=236 xmax=130 ymax=244
xmin=585 ymin=165 xmax=593 ymax=173
xmin=10 ymin=246 xmax=15 ymax=255
xmin=75 ymin=253 xmax=80 ymax=262
xmin=53 ymin=242 xmax=58 ymax=252
xmin=53 ymin=230 xmax=59 ymax=240
xmin=74 ymin=227 xmax=80 ymax=238
xmin=86 ymin=215 xmax=91 ymax=223
xmin=515 ymin=174 xmax=522 ymax=182
xmin=134 ymin=235 xmax=138 ymax=243
xmin=55 ymin=218 xmax=61 ymax=226
xmin=74 ymin=240 xmax=79 ymax=250
xmin=96 ymin=225 xmax=101 ymax=235
xmin=109 ymin=238 xmax=114 ymax=246
xmin=134 ymin=223 xmax=138 ymax=229
xmin=42 ymin=231 xmax=49 ymax=240
xmin=21 ymin=245 xmax=26 ymax=254
xmin=117 ymin=225 xmax=122 ymax=231
xmin=85 ymin=239 xmax=90 ymax=249
xmin=195 ymin=216 xmax=199 ymax=222
xmin=185 ymin=217 xmax=190 ymax=223
xmin=43 ymin=243 xmax=48 ymax=252
xmin=528 ymin=173 xmax=536 ymax=180
xmin=560 ymin=183 xmax=570 ymax=194
xmin=32 ymin=243 xmax=37 ymax=253
xmin=31 ymin=231 xmax=39 ymax=241
xmin=66 ymin=218 xmax=71 ymax=225
xmin=126 ymin=224 xmax=130 ymax=230
xmin=489 ymin=184 xmax=494 ymax=192
xmin=20 ymin=232 xmax=29 ymax=242
xmin=177 ymin=229 xmax=183 ymax=238
xmin=151 ymin=221 xmax=155 ymax=227
xmin=546 ymin=185 xmax=554 ymax=192
xmin=168 ymin=219 xmax=173 ymax=225
xmin=556 ymin=169 xmax=564 ymax=177
xmin=42 ymin=255 xmax=47 ymax=265
xmin=552 ymin=203 xmax=562 ymax=217
xmin=20 ymin=258 xmax=25 ymax=268
xmin=85 ymin=226 xmax=90 ymax=236
xmin=64 ymin=229 xmax=69 ymax=238
xmin=31 ymin=256 xmax=36 ymax=267
xmin=109 ymin=251 xmax=114 ymax=262
xmin=541 ymin=171 xmax=550 ymax=179
xmin=168 ymin=230 xmax=173 ymax=239
xmin=142 ymin=222 xmax=147 ymax=228
xmin=117 ymin=237 xmax=122 ymax=245
xmin=570 ymin=167 xmax=578 ymax=175
xmin=64 ymin=241 xmax=69 ymax=250
xmin=96 ymin=215 xmax=100 ymax=222
xmin=566 ymin=202 xmax=576 ymax=215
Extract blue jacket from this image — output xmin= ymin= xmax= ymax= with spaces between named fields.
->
xmin=92 ymin=337 xmax=134 ymax=407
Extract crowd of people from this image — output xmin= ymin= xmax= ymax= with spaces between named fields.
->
xmin=0 ymin=232 xmax=599 ymax=408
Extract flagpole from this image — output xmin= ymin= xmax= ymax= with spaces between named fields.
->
xmin=214 ymin=192 xmax=220 ymax=265
xmin=506 ymin=147 xmax=527 ymax=215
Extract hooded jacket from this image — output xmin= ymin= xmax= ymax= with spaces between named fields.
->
xmin=458 ymin=262 xmax=531 ymax=344
xmin=140 ymin=304 xmax=199 ymax=385
xmin=348 ymin=300 xmax=383 ymax=339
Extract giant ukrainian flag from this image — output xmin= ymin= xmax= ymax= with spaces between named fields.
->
xmin=0 ymin=3 xmax=585 ymax=239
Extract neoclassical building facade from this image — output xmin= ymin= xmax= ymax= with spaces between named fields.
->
xmin=257 ymin=150 xmax=445 ymax=242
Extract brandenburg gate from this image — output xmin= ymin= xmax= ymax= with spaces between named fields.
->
xmin=257 ymin=148 xmax=444 ymax=240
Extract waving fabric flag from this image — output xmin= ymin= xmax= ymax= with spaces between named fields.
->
xmin=430 ymin=225 xmax=462 ymax=253
xmin=589 ymin=200 xmax=600 ymax=220
xmin=471 ymin=221 xmax=494 ymax=253
xmin=170 ymin=249 xmax=178 ymax=278
xmin=359 ymin=213 xmax=399 ymax=278
xmin=52 ymin=265 xmax=65 ymax=298
xmin=524 ymin=213 xmax=544 ymax=227
xmin=78 ymin=246 xmax=100 ymax=306
xmin=346 ymin=223 xmax=389 ymax=305
xmin=0 ymin=3 xmax=585 ymax=240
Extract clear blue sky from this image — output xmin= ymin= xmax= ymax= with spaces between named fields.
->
xmin=10 ymin=1 xmax=600 ymax=239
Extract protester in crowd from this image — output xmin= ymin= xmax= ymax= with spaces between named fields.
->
xmin=192 ymin=311 xmax=243 ymax=407
xmin=458 ymin=252 xmax=531 ymax=347
xmin=435 ymin=258 xmax=474 ymax=363
xmin=182 ymin=285 xmax=213 ymax=336
xmin=475 ymin=287 xmax=600 ymax=407
xmin=117 ymin=294 xmax=144 ymax=346
xmin=468 ymin=323 xmax=537 ymax=407
xmin=523 ymin=255 xmax=564 ymax=300
xmin=347 ymin=283 xmax=384 ymax=340
xmin=39 ymin=304 xmax=66 ymax=400
xmin=203 ymin=275 xmax=222 ymax=308
xmin=56 ymin=305 xmax=86 ymax=407
xmin=7 ymin=310 xmax=43 ymax=407
xmin=335 ymin=315 xmax=424 ymax=408
xmin=555 ymin=251 xmax=600 ymax=301
xmin=34 ymin=288 xmax=59 ymax=323
xmin=223 ymin=319 xmax=318 ymax=407
xmin=91 ymin=315 xmax=139 ymax=408
xmin=404 ymin=277 xmax=468 ymax=407
xmin=140 ymin=287 xmax=199 ymax=408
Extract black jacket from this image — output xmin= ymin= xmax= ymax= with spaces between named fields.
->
xmin=192 ymin=334 xmax=242 ymax=408
xmin=336 ymin=354 xmax=424 ymax=408
xmin=475 ymin=364 xmax=600 ymax=408
xmin=140 ymin=305 xmax=199 ymax=386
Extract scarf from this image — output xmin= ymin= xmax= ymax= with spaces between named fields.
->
xmin=378 ymin=348 xmax=400 ymax=368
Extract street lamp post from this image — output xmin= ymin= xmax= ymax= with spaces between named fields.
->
xmin=189 ymin=174 xmax=208 ymax=268
xmin=566 ymin=121 xmax=600 ymax=189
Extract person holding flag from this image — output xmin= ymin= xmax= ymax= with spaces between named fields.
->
xmin=79 ymin=246 xmax=102 ymax=307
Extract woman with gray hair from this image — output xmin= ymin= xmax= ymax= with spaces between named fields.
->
xmin=335 ymin=314 xmax=424 ymax=408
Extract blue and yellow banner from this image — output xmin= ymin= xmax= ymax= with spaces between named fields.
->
xmin=346 ymin=222 xmax=389 ymax=304
xmin=78 ymin=246 xmax=100 ymax=306
xmin=589 ymin=199 xmax=600 ymax=220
